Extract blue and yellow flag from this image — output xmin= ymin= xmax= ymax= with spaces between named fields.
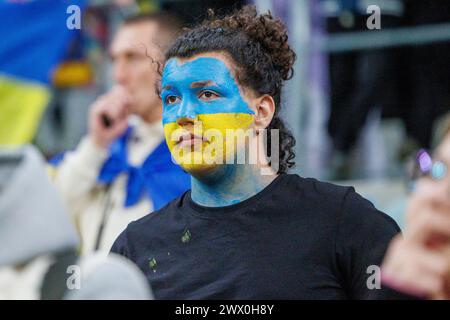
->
xmin=0 ymin=0 xmax=85 ymax=145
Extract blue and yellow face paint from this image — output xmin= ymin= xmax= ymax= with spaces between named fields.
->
xmin=161 ymin=57 xmax=255 ymax=172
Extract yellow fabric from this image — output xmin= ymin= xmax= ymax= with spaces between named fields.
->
xmin=52 ymin=61 xmax=93 ymax=88
xmin=0 ymin=76 xmax=50 ymax=145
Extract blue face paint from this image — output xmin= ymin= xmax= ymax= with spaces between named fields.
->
xmin=159 ymin=57 xmax=278 ymax=208
xmin=161 ymin=57 xmax=254 ymax=125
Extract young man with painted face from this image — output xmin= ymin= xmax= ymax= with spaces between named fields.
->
xmin=111 ymin=6 xmax=400 ymax=299
xmin=51 ymin=13 xmax=190 ymax=256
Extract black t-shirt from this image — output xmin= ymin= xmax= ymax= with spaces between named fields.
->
xmin=111 ymin=174 xmax=400 ymax=299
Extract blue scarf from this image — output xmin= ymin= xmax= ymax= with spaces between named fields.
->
xmin=97 ymin=127 xmax=190 ymax=210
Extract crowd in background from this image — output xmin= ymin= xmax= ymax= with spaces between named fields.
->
xmin=0 ymin=0 xmax=449 ymax=300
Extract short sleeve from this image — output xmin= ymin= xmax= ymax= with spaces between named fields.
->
xmin=335 ymin=187 xmax=401 ymax=299
xmin=110 ymin=227 xmax=131 ymax=258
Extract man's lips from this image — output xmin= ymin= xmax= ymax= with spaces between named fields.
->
xmin=176 ymin=132 xmax=206 ymax=145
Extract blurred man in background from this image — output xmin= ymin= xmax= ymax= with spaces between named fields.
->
xmin=51 ymin=12 xmax=190 ymax=256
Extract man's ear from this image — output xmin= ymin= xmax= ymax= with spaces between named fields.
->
xmin=253 ymin=94 xmax=275 ymax=130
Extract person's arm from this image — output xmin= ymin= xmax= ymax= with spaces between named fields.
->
xmin=110 ymin=226 xmax=133 ymax=259
xmin=52 ymin=137 xmax=109 ymax=215
xmin=52 ymin=86 xmax=131 ymax=216
xmin=335 ymin=188 xmax=401 ymax=299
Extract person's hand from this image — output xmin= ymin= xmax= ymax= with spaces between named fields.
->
xmin=382 ymin=235 xmax=450 ymax=299
xmin=381 ymin=178 xmax=450 ymax=299
xmin=88 ymin=86 xmax=131 ymax=149
xmin=406 ymin=179 xmax=450 ymax=249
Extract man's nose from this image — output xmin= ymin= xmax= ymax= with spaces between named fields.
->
xmin=177 ymin=116 xmax=195 ymax=127
xmin=443 ymin=174 xmax=450 ymax=198
xmin=113 ymin=60 xmax=128 ymax=85
xmin=176 ymin=99 xmax=197 ymax=126
xmin=432 ymin=174 xmax=450 ymax=200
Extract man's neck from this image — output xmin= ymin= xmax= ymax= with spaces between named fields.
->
xmin=190 ymin=164 xmax=278 ymax=207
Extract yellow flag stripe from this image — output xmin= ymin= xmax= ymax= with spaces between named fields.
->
xmin=0 ymin=75 xmax=50 ymax=145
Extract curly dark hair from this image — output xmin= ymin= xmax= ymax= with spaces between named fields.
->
xmin=165 ymin=5 xmax=296 ymax=173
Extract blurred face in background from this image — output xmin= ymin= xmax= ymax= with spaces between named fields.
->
xmin=109 ymin=21 xmax=164 ymax=123
xmin=433 ymin=132 xmax=450 ymax=196
xmin=413 ymin=131 xmax=450 ymax=202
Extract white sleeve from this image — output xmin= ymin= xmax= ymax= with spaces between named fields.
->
xmin=52 ymin=137 xmax=109 ymax=216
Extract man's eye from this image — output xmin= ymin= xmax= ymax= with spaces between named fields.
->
xmin=125 ymin=52 xmax=140 ymax=61
xmin=199 ymin=90 xmax=219 ymax=101
xmin=165 ymin=95 xmax=180 ymax=105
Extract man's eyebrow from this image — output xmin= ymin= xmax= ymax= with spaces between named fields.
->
xmin=162 ymin=85 xmax=172 ymax=90
xmin=190 ymin=80 xmax=216 ymax=88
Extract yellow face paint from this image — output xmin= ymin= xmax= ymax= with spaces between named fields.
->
xmin=161 ymin=57 xmax=255 ymax=173
xmin=164 ymin=113 xmax=254 ymax=172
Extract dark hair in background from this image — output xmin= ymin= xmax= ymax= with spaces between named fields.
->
xmin=160 ymin=0 xmax=245 ymax=27
xmin=166 ymin=5 xmax=296 ymax=174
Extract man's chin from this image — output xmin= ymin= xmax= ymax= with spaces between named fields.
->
xmin=130 ymin=107 xmax=145 ymax=118
xmin=175 ymin=154 xmax=225 ymax=179
xmin=171 ymin=148 xmax=234 ymax=178
xmin=180 ymin=162 xmax=220 ymax=177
